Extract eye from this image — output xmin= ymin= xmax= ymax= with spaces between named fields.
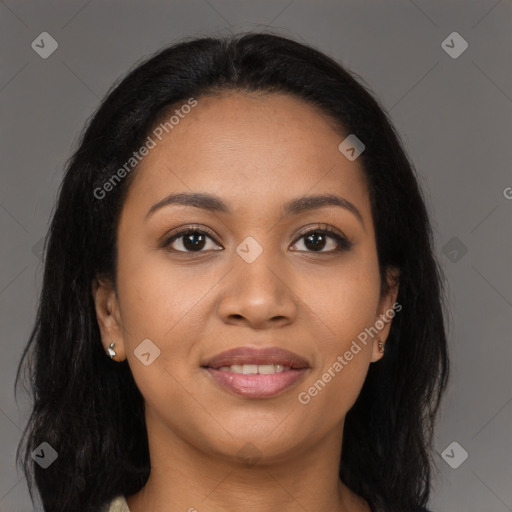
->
xmin=290 ymin=225 xmax=353 ymax=253
xmin=162 ymin=226 xmax=223 ymax=253
xmin=162 ymin=224 xmax=353 ymax=254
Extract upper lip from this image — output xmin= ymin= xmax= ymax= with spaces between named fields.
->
xmin=203 ymin=346 xmax=310 ymax=369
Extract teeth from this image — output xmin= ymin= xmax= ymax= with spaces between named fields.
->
xmin=242 ymin=364 xmax=258 ymax=374
xmin=217 ymin=364 xmax=291 ymax=374
xmin=258 ymin=364 xmax=278 ymax=374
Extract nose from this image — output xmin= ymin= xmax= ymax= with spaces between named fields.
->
xmin=216 ymin=248 xmax=298 ymax=330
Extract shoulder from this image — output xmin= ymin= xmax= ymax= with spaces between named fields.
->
xmin=106 ymin=495 xmax=131 ymax=512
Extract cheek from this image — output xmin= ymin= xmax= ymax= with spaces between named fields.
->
xmin=298 ymin=249 xmax=382 ymax=348
xmin=115 ymin=252 xmax=206 ymax=422
xmin=113 ymin=242 xmax=205 ymax=386
xmin=116 ymin=241 xmax=209 ymax=342
xmin=292 ymin=253 xmax=381 ymax=414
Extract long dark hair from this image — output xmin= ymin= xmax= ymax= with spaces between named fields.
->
xmin=16 ymin=32 xmax=449 ymax=512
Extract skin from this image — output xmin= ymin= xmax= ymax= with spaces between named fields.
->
xmin=93 ymin=91 xmax=399 ymax=512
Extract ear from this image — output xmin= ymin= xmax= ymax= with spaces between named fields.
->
xmin=91 ymin=276 xmax=126 ymax=362
xmin=370 ymin=267 xmax=400 ymax=363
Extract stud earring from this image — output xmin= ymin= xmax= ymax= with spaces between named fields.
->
xmin=378 ymin=338 xmax=385 ymax=353
xmin=107 ymin=342 xmax=117 ymax=360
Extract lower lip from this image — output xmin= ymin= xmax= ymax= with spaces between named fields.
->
xmin=204 ymin=367 xmax=309 ymax=399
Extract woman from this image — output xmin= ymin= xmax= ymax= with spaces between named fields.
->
xmin=16 ymin=32 xmax=449 ymax=512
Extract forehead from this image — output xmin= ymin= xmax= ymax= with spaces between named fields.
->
xmin=123 ymin=92 xmax=370 ymax=219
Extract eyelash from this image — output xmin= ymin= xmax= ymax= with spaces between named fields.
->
xmin=162 ymin=224 xmax=353 ymax=254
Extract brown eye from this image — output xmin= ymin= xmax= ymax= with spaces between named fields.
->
xmin=163 ymin=228 xmax=223 ymax=253
xmin=290 ymin=227 xmax=353 ymax=253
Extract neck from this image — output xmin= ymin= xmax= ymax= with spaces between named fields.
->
xmin=126 ymin=413 xmax=370 ymax=512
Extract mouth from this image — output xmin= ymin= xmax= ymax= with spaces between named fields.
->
xmin=202 ymin=346 xmax=310 ymax=399
xmin=211 ymin=363 xmax=295 ymax=374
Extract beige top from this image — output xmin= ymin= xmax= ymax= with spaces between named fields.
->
xmin=108 ymin=495 xmax=130 ymax=512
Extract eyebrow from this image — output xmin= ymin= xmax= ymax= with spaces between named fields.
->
xmin=145 ymin=192 xmax=364 ymax=227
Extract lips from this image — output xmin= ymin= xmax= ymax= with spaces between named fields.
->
xmin=202 ymin=346 xmax=310 ymax=399
xmin=203 ymin=346 xmax=310 ymax=370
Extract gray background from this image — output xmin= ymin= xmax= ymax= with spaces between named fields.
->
xmin=1 ymin=1 xmax=511 ymax=510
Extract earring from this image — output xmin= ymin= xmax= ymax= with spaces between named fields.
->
xmin=378 ymin=338 xmax=385 ymax=353
xmin=107 ymin=342 xmax=117 ymax=360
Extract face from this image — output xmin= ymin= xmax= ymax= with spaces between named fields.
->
xmin=93 ymin=92 xmax=398 ymax=465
